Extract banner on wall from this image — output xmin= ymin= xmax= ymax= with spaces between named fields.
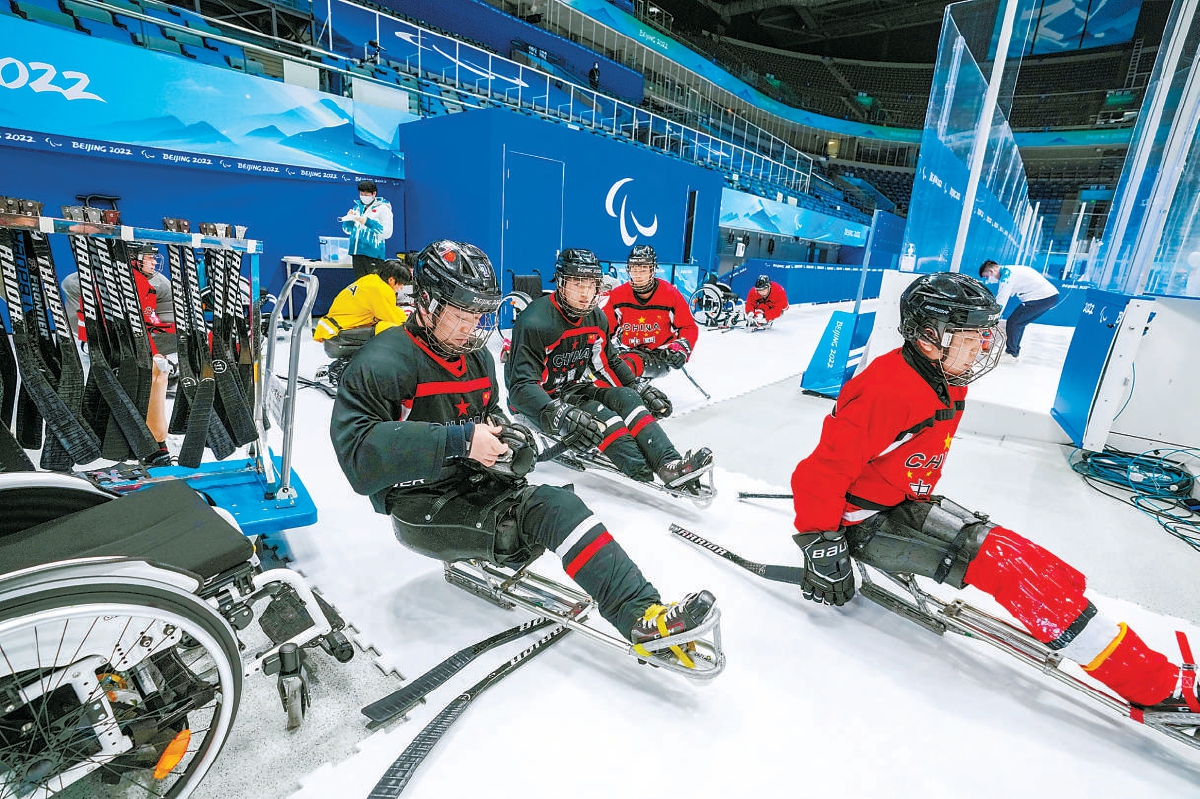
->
xmin=0 ymin=16 xmax=413 ymax=177
xmin=0 ymin=126 xmax=398 ymax=186
xmin=719 ymin=188 xmax=869 ymax=246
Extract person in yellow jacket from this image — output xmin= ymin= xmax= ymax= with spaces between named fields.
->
xmin=314 ymin=258 xmax=411 ymax=385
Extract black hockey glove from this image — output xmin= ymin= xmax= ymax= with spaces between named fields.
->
xmin=792 ymin=530 xmax=855 ymax=606
xmin=662 ymin=340 xmax=690 ymax=369
xmin=632 ymin=378 xmax=672 ymax=419
xmin=497 ymin=423 xmax=538 ymax=477
xmin=539 ymin=400 xmax=605 ymax=450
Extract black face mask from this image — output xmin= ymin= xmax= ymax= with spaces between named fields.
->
xmin=901 ymin=340 xmax=951 ymax=405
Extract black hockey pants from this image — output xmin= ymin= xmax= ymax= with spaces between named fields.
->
xmin=386 ymin=473 xmax=660 ymax=635
xmin=562 ymin=385 xmax=680 ymax=481
xmin=844 ymin=497 xmax=995 ymax=587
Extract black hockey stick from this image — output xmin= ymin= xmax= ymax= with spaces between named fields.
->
xmin=108 ymin=240 xmax=155 ymax=428
xmin=24 ymin=231 xmax=87 ymax=470
xmin=169 ymin=243 xmax=219 ymax=467
xmin=0 ymin=340 xmax=33 ymax=471
xmin=669 ymin=523 xmax=807 ymax=584
xmin=362 ymin=617 xmax=556 ymax=729
xmin=203 ymin=247 xmax=257 ymax=445
xmin=0 ymin=231 xmax=101 ymax=463
xmin=12 ymin=232 xmax=61 ymax=464
xmin=367 ymin=623 xmax=570 ymax=798
xmin=68 ymin=233 xmax=160 ymax=462
xmin=89 ymin=237 xmax=143 ymax=460
xmin=680 ymin=365 xmax=711 ymax=400
xmin=0 ymin=310 xmax=17 ymax=427
xmin=737 ymin=491 xmax=792 ymax=500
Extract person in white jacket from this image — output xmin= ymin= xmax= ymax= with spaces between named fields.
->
xmin=979 ymin=260 xmax=1059 ymax=362
xmin=341 ymin=179 xmax=394 ymax=278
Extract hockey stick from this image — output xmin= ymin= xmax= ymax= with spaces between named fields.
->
xmin=680 ymin=365 xmax=710 ymax=400
xmin=67 ymin=232 xmax=160 ymax=462
xmin=108 ymin=240 xmax=155 ymax=430
xmin=24 ymin=231 xmax=88 ymax=470
xmin=668 ymin=523 xmax=807 ymax=585
xmin=167 ymin=237 xmax=236 ymax=465
xmin=367 ymin=623 xmax=570 ymax=798
xmin=0 ymin=231 xmax=101 ymax=463
xmin=203 ymin=248 xmax=257 ymax=445
xmin=361 ymin=617 xmax=556 ymax=729
xmin=737 ymin=491 xmax=792 ymax=500
xmin=0 ymin=309 xmax=17 ymax=427
xmin=12 ymin=231 xmax=64 ymax=465
xmin=89 ymin=236 xmax=143 ymax=460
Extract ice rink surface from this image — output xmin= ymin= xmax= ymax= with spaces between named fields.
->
xmin=223 ymin=300 xmax=1200 ymax=798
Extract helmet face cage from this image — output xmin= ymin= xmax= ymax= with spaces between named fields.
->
xmin=899 ymin=272 xmax=1003 ymax=385
xmin=554 ymin=248 xmax=603 ymax=316
xmin=627 ymin=245 xmax=658 ymax=293
xmin=413 ymin=240 xmax=501 ymax=356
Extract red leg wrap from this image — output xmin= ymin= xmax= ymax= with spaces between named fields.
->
xmin=621 ymin=351 xmax=645 ymax=377
xmin=962 ymin=527 xmax=1089 ymax=644
xmin=1084 ymin=625 xmax=1178 ymax=707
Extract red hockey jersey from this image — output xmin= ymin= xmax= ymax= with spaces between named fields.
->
xmin=790 ymin=347 xmax=967 ymax=533
xmin=604 ymin=279 xmax=698 ymax=352
xmin=746 ymin=281 xmax=788 ymax=320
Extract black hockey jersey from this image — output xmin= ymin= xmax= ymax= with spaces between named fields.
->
xmin=504 ymin=293 xmax=636 ymax=419
xmin=331 ymin=324 xmax=501 ymax=512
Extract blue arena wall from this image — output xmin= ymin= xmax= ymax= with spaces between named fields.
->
xmin=0 ymin=143 xmax=403 ymax=294
xmin=399 ymin=109 xmax=724 ymax=293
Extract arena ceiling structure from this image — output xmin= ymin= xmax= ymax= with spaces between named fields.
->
xmin=651 ymin=0 xmax=958 ymax=61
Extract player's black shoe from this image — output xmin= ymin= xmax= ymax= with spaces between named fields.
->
xmin=657 ymin=447 xmax=714 ymax=492
xmin=630 ymin=590 xmax=717 ymax=669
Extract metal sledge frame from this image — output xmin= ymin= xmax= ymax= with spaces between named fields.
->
xmin=444 ymin=559 xmax=726 ymax=680
xmin=856 ymin=562 xmax=1200 ymax=750
xmin=553 ymin=444 xmax=717 ymax=509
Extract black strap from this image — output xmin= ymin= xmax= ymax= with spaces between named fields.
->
xmin=845 ymin=492 xmax=896 ymax=512
xmin=932 ymin=513 xmax=978 ymax=584
xmin=1046 ymin=601 xmax=1098 ymax=651
xmin=894 ymin=400 xmax=965 ymax=442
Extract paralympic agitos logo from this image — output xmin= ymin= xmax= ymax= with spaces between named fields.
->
xmin=605 ymin=178 xmax=658 ymax=247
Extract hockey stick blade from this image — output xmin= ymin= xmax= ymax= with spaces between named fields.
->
xmin=737 ymin=492 xmax=793 ymax=500
xmin=669 ymin=524 xmax=807 ymax=585
xmin=367 ymin=624 xmax=570 ymax=798
xmin=362 ymin=617 xmax=556 ymax=728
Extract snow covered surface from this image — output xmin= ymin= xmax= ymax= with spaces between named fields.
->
xmin=224 ymin=303 xmax=1200 ymax=798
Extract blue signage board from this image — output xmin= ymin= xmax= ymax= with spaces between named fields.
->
xmin=720 ymin=189 xmax=869 ymax=247
xmin=0 ymin=16 xmax=413 ymax=177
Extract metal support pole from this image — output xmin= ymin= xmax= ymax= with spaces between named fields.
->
xmin=950 ymin=0 xmax=1020 ymax=273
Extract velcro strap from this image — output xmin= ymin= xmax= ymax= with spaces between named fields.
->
xmin=1177 ymin=631 xmax=1200 ymax=712
xmin=845 ymin=493 xmax=895 ymax=512
xmin=932 ymin=521 xmax=977 ymax=584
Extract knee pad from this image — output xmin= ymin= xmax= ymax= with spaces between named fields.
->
xmin=963 ymin=526 xmax=1090 ymax=645
xmin=847 ymin=499 xmax=993 ymax=587
xmin=620 ymin=350 xmax=646 ymax=377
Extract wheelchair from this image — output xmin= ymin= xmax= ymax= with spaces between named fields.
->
xmin=0 ymin=472 xmax=349 ymax=798
xmin=688 ymin=280 xmax=743 ymax=328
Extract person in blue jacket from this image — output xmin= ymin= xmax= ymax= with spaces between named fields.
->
xmin=342 ymin=179 xmax=394 ymax=278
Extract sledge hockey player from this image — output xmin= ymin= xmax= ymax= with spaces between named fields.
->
xmin=745 ymin=274 xmax=788 ymax=329
xmin=329 ymin=240 xmax=721 ymax=671
xmin=505 ymin=247 xmax=714 ymax=496
xmin=789 ymin=271 xmax=1200 ymax=715
xmin=313 ymin=258 xmax=410 ymax=387
xmin=604 ymin=245 xmax=699 ymax=379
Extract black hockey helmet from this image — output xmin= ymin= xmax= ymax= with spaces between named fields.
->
xmin=413 ymin=240 xmax=501 ymax=355
xmin=755 ymin=274 xmax=770 ymax=291
xmin=626 ymin=244 xmax=658 ymax=293
xmin=554 ymin=248 xmax=602 ymax=316
xmin=899 ymin=272 xmax=1003 ymax=385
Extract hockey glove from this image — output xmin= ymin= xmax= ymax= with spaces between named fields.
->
xmin=539 ymin=400 xmax=605 ymax=450
xmin=663 ymin=340 xmax=690 ymax=369
xmin=496 ymin=423 xmax=538 ymax=478
xmin=632 ymin=378 xmax=673 ymax=419
xmin=792 ymin=530 xmax=855 ymax=606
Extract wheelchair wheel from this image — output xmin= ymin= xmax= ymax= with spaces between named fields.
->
xmin=689 ymin=284 xmax=729 ymax=327
xmin=0 ymin=575 xmax=241 ymax=798
xmin=497 ymin=290 xmax=532 ymax=331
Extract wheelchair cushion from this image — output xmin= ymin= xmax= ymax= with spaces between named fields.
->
xmin=0 ymin=479 xmax=254 ymax=582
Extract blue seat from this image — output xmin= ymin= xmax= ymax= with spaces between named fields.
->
xmin=78 ymin=17 xmax=134 ymax=41
xmin=13 ymin=1 xmax=77 ymax=29
xmin=62 ymin=0 xmax=111 ymax=24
